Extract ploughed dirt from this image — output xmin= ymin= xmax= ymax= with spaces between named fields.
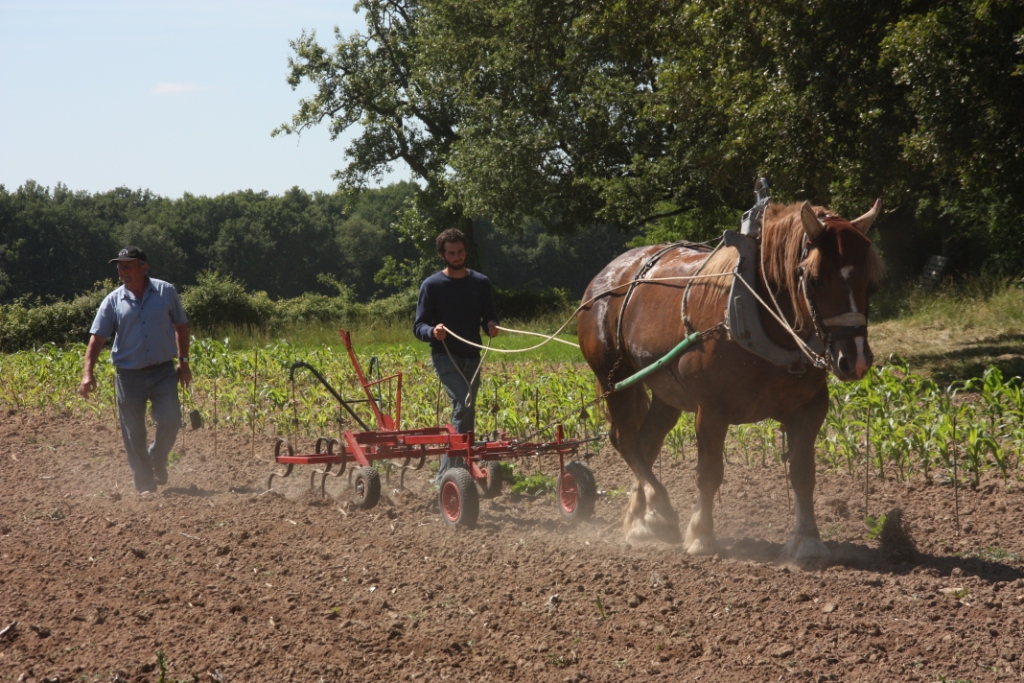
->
xmin=2 ymin=408 xmax=1024 ymax=683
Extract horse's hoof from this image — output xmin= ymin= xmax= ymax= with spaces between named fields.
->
xmin=684 ymin=513 xmax=717 ymax=555
xmin=625 ymin=516 xmax=683 ymax=545
xmin=684 ymin=534 xmax=716 ymax=556
xmin=779 ymin=537 xmax=831 ymax=569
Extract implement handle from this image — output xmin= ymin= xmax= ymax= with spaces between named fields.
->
xmin=612 ymin=331 xmax=702 ymax=393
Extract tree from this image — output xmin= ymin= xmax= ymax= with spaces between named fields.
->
xmin=274 ymin=0 xmax=478 ymax=277
xmin=881 ymin=0 xmax=1024 ymax=273
xmin=0 ymin=182 xmax=116 ymax=303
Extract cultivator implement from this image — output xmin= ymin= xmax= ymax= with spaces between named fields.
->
xmin=267 ymin=330 xmax=599 ymax=528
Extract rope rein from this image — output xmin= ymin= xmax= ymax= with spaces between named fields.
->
xmin=438 ymin=270 xmax=746 ymax=353
xmin=439 ymin=335 xmax=491 ymax=408
xmin=439 ymin=264 xmax=825 ymax=371
xmin=431 ymin=235 xmax=836 ymax=441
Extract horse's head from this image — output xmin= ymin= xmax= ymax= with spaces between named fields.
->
xmin=798 ymin=200 xmax=883 ymax=382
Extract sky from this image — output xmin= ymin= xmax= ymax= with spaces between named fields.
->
xmin=0 ymin=0 xmax=410 ymax=199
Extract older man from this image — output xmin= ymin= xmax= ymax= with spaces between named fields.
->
xmin=78 ymin=246 xmax=191 ymax=494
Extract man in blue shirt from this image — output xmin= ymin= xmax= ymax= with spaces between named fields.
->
xmin=78 ymin=246 xmax=192 ymax=494
xmin=414 ymin=229 xmax=499 ymax=480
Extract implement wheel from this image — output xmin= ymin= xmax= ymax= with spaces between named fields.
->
xmin=477 ymin=460 xmax=503 ymax=499
xmin=352 ymin=466 xmax=381 ymax=510
xmin=557 ymin=461 xmax=596 ymax=524
xmin=439 ymin=468 xmax=479 ymax=528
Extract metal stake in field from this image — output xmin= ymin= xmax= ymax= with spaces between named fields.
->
xmin=250 ymin=348 xmax=258 ymax=461
xmin=864 ymin=394 xmax=871 ymax=520
xmin=213 ymin=377 xmax=218 ymax=460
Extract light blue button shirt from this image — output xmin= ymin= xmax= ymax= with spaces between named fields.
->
xmin=90 ymin=278 xmax=188 ymax=370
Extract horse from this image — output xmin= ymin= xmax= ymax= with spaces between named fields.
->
xmin=577 ymin=200 xmax=882 ymax=565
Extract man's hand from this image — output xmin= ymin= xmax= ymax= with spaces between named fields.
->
xmin=487 ymin=321 xmax=499 ymax=338
xmin=177 ymin=363 xmax=192 ymax=388
xmin=433 ymin=323 xmax=448 ymax=341
xmin=79 ymin=334 xmax=106 ymax=400
xmin=78 ymin=375 xmax=96 ymax=399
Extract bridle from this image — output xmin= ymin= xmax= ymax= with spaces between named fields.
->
xmin=796 ymin=220 xmax=868 ymax=372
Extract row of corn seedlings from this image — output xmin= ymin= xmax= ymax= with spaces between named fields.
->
xmin=2 ymin=344 xmax=1022 ymax=485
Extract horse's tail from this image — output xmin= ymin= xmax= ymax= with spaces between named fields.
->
xmin=603 ymin=377 xmax=651 ymax=454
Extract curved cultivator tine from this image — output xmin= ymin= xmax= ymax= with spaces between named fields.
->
xmin=267 ymin=438 xmax=295 ymax=491
xmin=317 ymin=438 xmax=346 ymax=497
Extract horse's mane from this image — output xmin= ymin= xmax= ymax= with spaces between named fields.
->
xmin=761 ymin=203 xmax=817 ymax=331
xmin=687 ymin=202 xmax=883 ymax=333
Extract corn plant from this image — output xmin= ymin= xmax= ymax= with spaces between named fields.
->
xmin=2 ymin=341 xmax=1023 ymax=487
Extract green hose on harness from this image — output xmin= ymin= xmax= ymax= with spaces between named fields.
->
xmin=612 ymin=331 xmax=702 ymax=392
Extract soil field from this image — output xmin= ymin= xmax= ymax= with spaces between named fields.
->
xmin=2 ymin=409 xmax=1024 ymax=683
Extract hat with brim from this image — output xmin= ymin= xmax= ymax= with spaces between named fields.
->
xmin=110 ymin=246 xmax=147 ymax=263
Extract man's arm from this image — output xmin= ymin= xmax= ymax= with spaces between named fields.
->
xmin=78 ymin=334 xmax=107 ymax=398
xmin=175 ymin=323 xmax=192 ymax=387
xmin=482 ymin=278 xmax=500 ymax=338
xmin=413 ymin=281 xmax=439 ymax=342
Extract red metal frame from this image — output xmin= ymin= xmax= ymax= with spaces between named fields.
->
xmin=272 ymin=329 xmax=587 ymax=488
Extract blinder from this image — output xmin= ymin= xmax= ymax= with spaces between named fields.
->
xmin=798 ymin=232 xmax=869 ymax=369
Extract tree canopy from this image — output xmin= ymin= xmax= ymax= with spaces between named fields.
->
xmin=279 ymin=0 xmax=1024 ymax=278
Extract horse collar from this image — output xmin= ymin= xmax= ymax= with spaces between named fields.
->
xmin=723 ymin=230 xmax=825 ymax=371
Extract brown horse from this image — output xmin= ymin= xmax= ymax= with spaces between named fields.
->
xmin=577 ymin=200 xmax=882 ymax=565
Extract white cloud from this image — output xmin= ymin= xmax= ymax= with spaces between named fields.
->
xmin=151 ymin=82 xmax=210 ymax=95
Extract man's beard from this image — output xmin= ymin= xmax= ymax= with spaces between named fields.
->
xmin=446 ymin=261 xmax=466 ymax=271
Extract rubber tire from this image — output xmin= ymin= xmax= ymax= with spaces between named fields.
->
xmin=477 ymin=460 xmax=503 ymax=499
xmin=352 ymin=466 xmax=381 ymax=510
xmin=438 ymin=467 xmax=479 ymax=528
xmin=557 ymin=461 xmax=596 ymax=523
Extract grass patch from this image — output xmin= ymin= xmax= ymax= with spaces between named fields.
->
xmin=960 ymin=547 xmax=1021 ymax=563
xmin=193 ymin=312 xmax=583 ymax=364
xmin=871 ymin=278 xmax=1024 ymax=383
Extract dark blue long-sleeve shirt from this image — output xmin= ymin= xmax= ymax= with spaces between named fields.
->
xmin=413 ymin=270 xmax=499 ymax=357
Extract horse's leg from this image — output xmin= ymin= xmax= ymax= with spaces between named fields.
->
xmin=607 ymin=389 xmax=683 ymax=543
xmin=628 ymin=395 xmax=684 ymax=543
xmin=685 ymin=408 xmax=728 ymax=555
xmin=780 ymin=386 xmax=831 ymax=567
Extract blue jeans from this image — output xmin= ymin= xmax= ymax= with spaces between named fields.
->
xmin=432 ymin=353 xmax=481 ymax=482
xmin=115 ymin=362 xmax=180 ymax=492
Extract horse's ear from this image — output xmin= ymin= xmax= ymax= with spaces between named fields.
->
xmin=800 ymin=201 xmax=825 ymax=241
xmin=851 ymin=199 xmax=882 ymax=235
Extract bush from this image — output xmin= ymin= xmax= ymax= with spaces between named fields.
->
xmin=0 ymin=281 xmax=113 ymax=351
xmin=351 ymin=287 xmax=419 ymax=325
xmin=275 ymin=292 xmax=352 ymax=326
xmin=494 ymin=287 xmax=573 ymax=321
xmin=180 ymin=271 xmax=277 ymax=332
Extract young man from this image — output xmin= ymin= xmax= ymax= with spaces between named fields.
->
xmin=78 ymin=246 xmax=191 ymax=494
xmin=413 ymin=228 xmax=499 ymax=480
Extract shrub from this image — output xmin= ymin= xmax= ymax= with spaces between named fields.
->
xmin=0 ymin=281 xmax=113 ymax=351
xmin=180 ymin=271 xmax=277 ymax=332
xmin=351 ymin=287 xmax=419 ymax=324
xmin=275 ymin=292 xmax=352 ymax=326
xmin=494 ymin=287 xmax=573 ymax=322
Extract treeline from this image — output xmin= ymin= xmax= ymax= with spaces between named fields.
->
xmin=0 ymin=181 xmax=421 ymax=305
xmin=0 ymin=180 xmax=631 ymax=306
xmin=0 ymin=180 xmax=631 ymax=350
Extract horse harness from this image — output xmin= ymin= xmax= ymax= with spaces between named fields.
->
xmin=605 ymin=240 xmax=715 ymax=393
xmin=608 ymin=223 xmax=866 ymax=387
